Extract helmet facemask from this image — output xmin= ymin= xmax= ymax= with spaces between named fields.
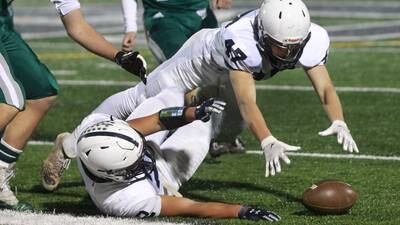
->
xmin=258 ymin=31 xmax=311 ymax=71
xmin=255 ymin=0 xmax=312 ymax=71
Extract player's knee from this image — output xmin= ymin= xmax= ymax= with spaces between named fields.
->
xmin=28 ymin=95 xmax=57 ymax=112
xmin=0 ymin=103 xmax=19 ymax=130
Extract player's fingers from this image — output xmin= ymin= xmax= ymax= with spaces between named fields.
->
xmin=285 ymin=144 xmax=301 ymax=151
xmin=212 ymin=103 xmax=226 ymax=112
xmin=343 ymin=138 xmax=349 ymax=151
xmin=265 ymin=161 xmax=270 ymax=177
xmin=353 ymin=142 xmax=359 ymax=153
xmin=214 ymin=100 xmax=226 ymax=106
xmin=280 ymin=153 xmax=291 ymax=165
xmin=348 ymin=140 xmax=354 ymax=153
xmin=269 ymin=161 xmax=276 ymax=176
xmin=268 ymin=212 xmax=281 ymax=222
xmin=337 ymin=132 xmax=344 ymax=145
xmin=274 ymin=159 xmax=281 ymax=173
xmin=318 ymin=127 xmax=333 ymax=136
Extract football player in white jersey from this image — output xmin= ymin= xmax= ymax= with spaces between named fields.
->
xmin=44 ymin=92 xmax=281 ymax=221
xmin=43 ymin=0 xmax=359 ymax=189
xmin=50 ymin=0 xmax=148 ymax=81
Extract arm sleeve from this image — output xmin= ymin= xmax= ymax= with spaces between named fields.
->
xmin=121 ymin=0 xmax=138 ymax=33
xmin=51 ymin=0 xmax=81 ymax=16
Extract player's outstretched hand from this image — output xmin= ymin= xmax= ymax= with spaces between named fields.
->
xmin=238 ymin=206 xmax=281 ymax=222
xmin=195 ymin=98 xmax=226 ymax=122
xmin=262 ymin=136 xmax=301 ymax=177
xmin=115 ymin=51 xmax=147 ymax=84
xmin=318 ymin=120 xmax=359 ymax=153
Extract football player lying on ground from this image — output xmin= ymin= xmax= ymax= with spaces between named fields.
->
xmin=44 ymin=95 xmax=280 ymax=222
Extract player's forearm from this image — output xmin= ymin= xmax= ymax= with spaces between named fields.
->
xmin=238 ymin=100 xmax=271 ymax=142
xmin=128 ymin=107 xmax=196 ymax=136
xmin=186 ymin=201 xmax=242 ymax=218
xmin=61 ymin=10 xmax=119 ymax=61
xmin=160 ymin=196 xmax=241 ymax=218
xmin=321 ymin=85 xmax=344 ymax=122
xmin=229 ymin=71 xmax=272 ymax=142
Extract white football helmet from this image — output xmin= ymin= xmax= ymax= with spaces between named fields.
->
xmin=77 ymin=118 xmax=155 ymax=183
xmin=257 ymin=0 xmax=311 ymax=70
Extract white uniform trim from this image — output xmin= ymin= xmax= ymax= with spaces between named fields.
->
xmin=51 ymin=0 xmax=81 ymax=16
xmin=0 ymin=54 xmax=24 ymax=110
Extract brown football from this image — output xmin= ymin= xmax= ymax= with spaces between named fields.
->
xmin=302 ymin=180 xmax=357 ymax=214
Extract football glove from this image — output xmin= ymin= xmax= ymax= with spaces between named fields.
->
xmin=318 ymin=120 xmax=359 ymax=153
xmin=261 ymin=136 xmax=301 ymax=177
xmin=195 ymin=98 xmax=226 ymax=122
xmin=238 ymin=206 xmax=281 ymax=222
xmin=115 ymin=51 xmax=147 ymax=84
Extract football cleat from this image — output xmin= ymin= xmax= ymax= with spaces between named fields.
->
xmin=0 ymin=163 xmax=34 ymax=212
xmin=209 ymin=137 xmax=246 ymax=158
xmin=41 ymin=132 xmax=71 ymax=192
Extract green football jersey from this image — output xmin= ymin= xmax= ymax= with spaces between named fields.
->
xmin=0 ymin=0 xmax=13 ymax=28
xmin=143 ymin=0 xmax=209 ymax=12
xmin=0 ymin=0 xmax=13 ymax=12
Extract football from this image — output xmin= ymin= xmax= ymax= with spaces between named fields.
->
xmin=302 ymin=180 xmax=358 ymax=214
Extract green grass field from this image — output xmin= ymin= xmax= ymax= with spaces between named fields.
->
xmin=10 ymin=37 xmax=400 ymax=224
xmin=6 ymin=1 xmax=400 ymax=224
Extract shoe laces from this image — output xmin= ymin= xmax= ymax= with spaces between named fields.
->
xmin=0 ymin=164 xmax=16 ymax=192
xmin=58 ymin=156 xmax=71 ymax=175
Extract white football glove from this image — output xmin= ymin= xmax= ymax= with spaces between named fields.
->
xmin=318 ymin=120 xmax=359 ymax=153
xmin=261 ymin=136 xmax=301 ymax=177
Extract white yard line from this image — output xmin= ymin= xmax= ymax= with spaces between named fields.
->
xmin=246 ymin=150 xmax=400 ymax=161
xmin=0 ymin=210 xmax=188 ymax=225
xmin=52 ymin=70 xmax=77 ymax=76
xmin=56 ymin=79 xmax=400 ymax=94
xmin=30 ymin=141 xmax=399 ymax=161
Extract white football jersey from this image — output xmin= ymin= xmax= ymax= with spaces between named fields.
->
xmin=75 ymin=113 xmax=164 ymax=218
xmin=145 ymin=9 xmax=329 ymax=93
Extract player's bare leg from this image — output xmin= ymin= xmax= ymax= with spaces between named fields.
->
xmin=0 ymin=97 xmax=56 ymax=211
xmin=2 ymin=97 xmax=56 ymax=149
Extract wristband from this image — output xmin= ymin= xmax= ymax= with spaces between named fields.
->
xmin=159 ymin=107 xmax=188 ymax=130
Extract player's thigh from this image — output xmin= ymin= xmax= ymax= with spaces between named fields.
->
xmin=146 ymin=17 xmax=192 ymax=60
xmin=3 ymin=30 xmax=58 ymax=100
xmin=145 ymin=11 xmax=202 ymax=59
